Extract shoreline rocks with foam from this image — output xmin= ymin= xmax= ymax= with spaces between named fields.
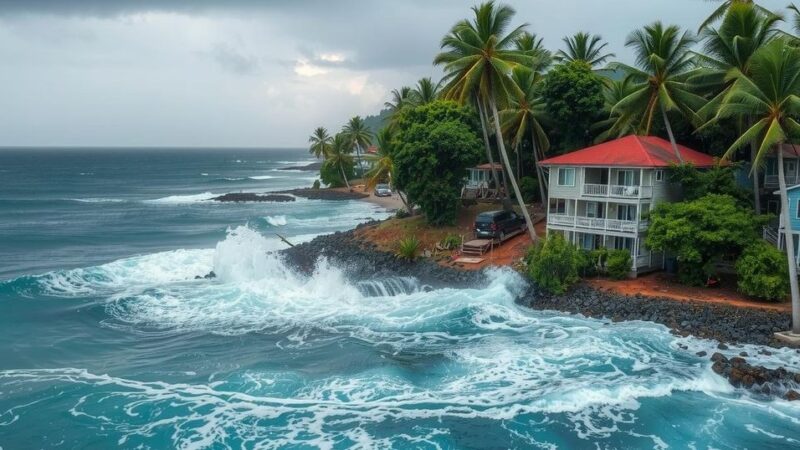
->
xmin=277 ymin=188 xmax=369 ymax=201
xmin=213 ymin=193 xmax=295 ymax=203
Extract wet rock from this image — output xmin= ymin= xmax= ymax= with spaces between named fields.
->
xmin=213 ymin=193 xmax=295 ymax=202
xmin=195 ymin=271 xmax=216 ymax=279
xmin=739 ymin=352 xmax=749 ymax=357
xmin=696 ymin=351 xmax=707 ymax=357
xmin=277 ymin=188 xmax=368 ymax=201
xmin=717 ymin=343 xmax=729 ymax=350
xmin=787 ymin=389 xmax=800 ymax=401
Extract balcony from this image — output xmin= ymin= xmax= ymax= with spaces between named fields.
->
xmin=548 ymin=214 xmax=647 ymax=233
xmin=764 ymin=174 xmax=800 ymax=187
xmin=583 ymin=183 xmax=653 ymax=199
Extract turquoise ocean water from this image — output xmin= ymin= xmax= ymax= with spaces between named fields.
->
xmin=0 ymin=148 xmax=799 ymax=449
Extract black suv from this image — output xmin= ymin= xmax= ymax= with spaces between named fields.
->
xmin=474 ymin=210 xmax=525 ymax=241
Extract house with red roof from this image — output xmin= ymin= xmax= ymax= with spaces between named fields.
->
xmin=539 ymin=135 xmax=718 ymax=276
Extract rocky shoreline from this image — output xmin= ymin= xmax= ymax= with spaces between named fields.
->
xmin=277 ymin=188 xmax=369 ymax=201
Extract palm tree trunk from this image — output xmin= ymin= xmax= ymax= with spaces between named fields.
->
xmin=660 ymin=104 xmax=683 ymax=163
xmin=397 ymin=190 xmax=412 ymax=214
xmin=515 ymin=143 xmax=521 ymax=180
xmin=751 ymin=143 xmax=761 ymax=213
xmin=339 ymin=164 xmax=351 ymax=190
xmin=777 ymin=150 xmax=800 ymax=334
xmin=476 ymin=99 xmax=501 ymax=191
xmin=354 ymin=144 xmax=365 ymax=179
xmin=489 ymin=91 xmax=537 ymax=242
xmin=530 ymin=126 xmax=547 ymax=205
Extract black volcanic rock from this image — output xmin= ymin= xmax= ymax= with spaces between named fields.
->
xmin=213 ymin=193 xmax=295 ymax=203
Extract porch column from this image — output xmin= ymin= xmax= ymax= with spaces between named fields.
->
xmin=607 ymin=168 xmax=612 ymax=196
xmin=639 ymin=168 xmax=644 ymax=198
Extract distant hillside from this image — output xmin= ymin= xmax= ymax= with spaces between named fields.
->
xmin=363 ymin=108 xmax=391 ymax=135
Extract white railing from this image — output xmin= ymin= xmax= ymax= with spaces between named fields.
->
xmin=764 ymin=174 xmax=800 ymax=186
xmin=635 ymin=254 xmax=653 ymax=268
xmin=763 ymin=226 xmax=779 ymax=246
xmin=582 ymin=184 xmax=653 ymax=199
xmin=548 ymin=214 xmax=646 ymax=234
xmin=583 ymin=184 xmax=608 ymax=196
xmin=548 ymin=214 xmax=575 ymax=226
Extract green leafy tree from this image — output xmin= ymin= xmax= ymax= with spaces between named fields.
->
xmin=714 ymin=37 xmax=800 ymax=333
xmin=320 ymin=133 xmax=355 ymax=188
xmin=736 ymin=241 xmax=790 ymax=301
xmin=668 ymin=163 xmax=751 ymax=207
xmin=608 ymin=22 xmax=705 ymax=160
xmin=526 ymin=233 xmax=581 ymax=294
xmin=434 ymin=1 xmax=538 ymax=240
xmin=392 ymin=101 xmax=483 ymax=225
xmin=646 ymin=194 xmax=765 ymax=285
xmin=554 ymin=32 xmax=615 ymax=67
xmin=541 ymin=60 xmax=605 ymax=151
xmin=308 ymin=127 xmax=332 ymax=159
xmin=341 ymin=116 xmax=373 ymax=179
xmin=606 ymin=249 xmax=633 ymax=280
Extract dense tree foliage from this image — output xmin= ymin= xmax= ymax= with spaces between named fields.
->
xmin=392 ymin=101 xmax=483 ymax=225
xmin=541 ymin=61 xmax=605 ymax=152
xmin=646 ymin=194 xmax=766 ymax=285
xmin=736 ymin=241 xmax=790 ymax=301
xmin=668 ymin=163 xmax=751 ymax=207
xmin=526 ymin=233 xmax=581 ymax=294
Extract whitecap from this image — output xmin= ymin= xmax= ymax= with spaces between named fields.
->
xmin=264 ymin=215 xmax=287 ymax=226
xmin=145 ymin=192 xmax=217 ymax=204
xmin=249 ymin=175 xmax=276 ymax=180
xmin=68 ymin=198 xmax=125 ymax=204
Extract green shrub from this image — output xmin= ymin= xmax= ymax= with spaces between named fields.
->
xmin=526 ymin=234 xmax=581 ymax=294
xmin=577 ymin=247 xmax=609 ymax=277
xmin=519 ymin=176 xmax=539 ymax=203
xmin=736 ymin=241 xmax=790 ymax=301
xmin=440 ymin=234 xmax=461 ymax=250
xmin=312 ymin=179 xmax=321 ymax=189
xmin=606 ymin=249 xmax=633 ymax=280
xmin=395 ymin=208 xmax=411 ymax=219
xmin=396 ymin=236 xmax=421 ymax=260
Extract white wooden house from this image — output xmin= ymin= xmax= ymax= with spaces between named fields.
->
xmin=540 ymin=135 xmax=718 ymax=276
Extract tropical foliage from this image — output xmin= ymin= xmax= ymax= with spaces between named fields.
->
xmin=526 ymin=233 xmax=581 ymax=294
xmin=736 ymin=241 xmax=790 ymax=301
xmin=554 ymin=32 xmax=615 ymax=67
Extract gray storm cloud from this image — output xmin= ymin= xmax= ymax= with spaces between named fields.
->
xmin=0 ymin=0 xmax=792 ymax=147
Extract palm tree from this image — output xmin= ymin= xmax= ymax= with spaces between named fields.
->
xmin=693 ymin=2 xmax=781 ymax=211
xmin=365 ymin=129 xmax=412 ymax=213
xmin=434 ymin=1 xmax=538 ymax=241
xmin=341 ymin=116 xmax=373 ymax=180
xmin=308 ymin=127 xmax=333 ymax=159
xmin=411 ymin=77 xmax=441 ymax=105
xmin=554 ymin=32 xmax=615 ymax=67
xmin=699 ymin=0 xmax=776 ymax=31
xmin=325 ymin=133 xmax=355 ymax=189
xmin=385 ymin=86 xmax=415 ymax=117
xmin=515 ymin=31 xmax=552 ymax=73
xmin=715 ymin=37 xmax=800 ymax=334
xmin=594 ymin=77 xmax=644 ymax=141
xmin=609 ymin=22 xmax=705 ymax=161
xmin=500 ymin=66 xmax=549 ymax=203
xmin=789 ymin=3 xmax=800 ymax=34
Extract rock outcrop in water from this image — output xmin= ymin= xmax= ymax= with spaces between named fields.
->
xmin=277 ymin=188 xmax=368 ymax=201
xmin=710 ymin=352 xmax=800 ymax=400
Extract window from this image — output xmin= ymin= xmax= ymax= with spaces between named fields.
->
xmin=796 ymin=199 xmax=800 ymax=219
xmin=787 ymin=161 xmax=797 ymax=175
xmin=549 ymin=198 xmax=566 ymax=214
xmin=655 ymin=170 xmax=664 ymax=182
xmin=617 ymin=204 xmax=636 ymax=221
xmin=640 ymin=203 xmax=650 ymax=220
xmin=617 ymin=170 xmax=635 ymax=186
xmin=614 ymin=237 xmax=634 ymax=252
xmin=586 ymin=201 xmax=600 ymax=218
xmin=557 ymin=168 xmax=575 ymax=186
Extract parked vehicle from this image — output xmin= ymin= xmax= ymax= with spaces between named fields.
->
xmin=374 ymin=184 xmax=392 ymax=197
xmin=474 ymin=210 xmax=525 ymax=241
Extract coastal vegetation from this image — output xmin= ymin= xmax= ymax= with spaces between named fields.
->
xmin=308 ymin=0 xmax=800 ymax=325
xmin=526 ymin=234 xmax=581 ymax=295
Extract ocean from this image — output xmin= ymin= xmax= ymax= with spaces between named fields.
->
xmin=0 ymin=148 xmax=799 ymax=449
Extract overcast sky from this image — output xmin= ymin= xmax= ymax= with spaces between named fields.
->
xmin=0 ymin=0 xmax=792 ymax=148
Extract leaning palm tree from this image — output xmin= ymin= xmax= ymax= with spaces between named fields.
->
xmin=515 ymin=31 xmax=552 ymax=73
xmin=325 ymin=133 xmax=355 ymax=189
xmin=594 ymin=77 xmax=644 ymax=142
xmin=308 ymin=127 xmax=333 ymax=159
xmin=693 ymin=2 xmax=781 ymax=211
xmin=554 ymin=32 xmax=615 ymax=68
xmin=608 ymin=22 xmax=705 ymax=161
xmin=434 ymin=1 xmax=537 ymax=241
xmin=500 ymin=66 xmax=550 ymax=203
xmin=341 ymin=116 xmax=373 ymax=180
xmin=789 ymin=3 xmax=800 ymax=34
xmin=365 ymin=129 xmax=412 ymax=213
xmin=411 ymin=77 xmax=441 ymax=105
xmin=714 ymin=37 xmax=800 ymax=335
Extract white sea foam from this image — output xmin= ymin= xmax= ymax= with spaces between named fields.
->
xmin=264 ymin=215 xmax=287 ymax=226
xmin=69 ymin=198 xmax=125 ymax=203
xmin=145 ymin=192 xmax=217 ymax=204
xmin=248 ymin=175 xmax=276 ymax=180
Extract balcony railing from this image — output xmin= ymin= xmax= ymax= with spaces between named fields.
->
xmin=547 ymin=214 xmax=647 ymax=233
xmin=583 ymin=184 xmax=653 ymax=199
xmin=764 ymin=174 xmax=800 ymax=187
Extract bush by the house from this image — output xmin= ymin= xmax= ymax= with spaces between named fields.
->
xmin=396 ymin=236 xmax=421 ymax=260
xmin=526 ymin=234 xmax=581 ymax=295
xmin=440 ymin=234 xmax=461 ymax=250
xmin=736 ymin=241 xmax=790 ymax=301
xmin=606 ymin=249 xmax=633 ymax=280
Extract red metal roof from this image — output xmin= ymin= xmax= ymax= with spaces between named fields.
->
xmin=539 ymin=135 xmax=718 ymax=168
xmin=474 ymin=163 xmax=504 ymax=170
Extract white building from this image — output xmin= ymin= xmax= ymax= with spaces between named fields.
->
xmin=539 ymin=135 xmax=718 ymax=276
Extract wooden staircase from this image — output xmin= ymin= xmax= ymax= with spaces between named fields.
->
xmin=461 ymin=239 xmax=494 ymax=257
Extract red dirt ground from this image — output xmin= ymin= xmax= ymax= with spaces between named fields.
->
xmin=588 ymin=273 xmax=792 ymax=313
